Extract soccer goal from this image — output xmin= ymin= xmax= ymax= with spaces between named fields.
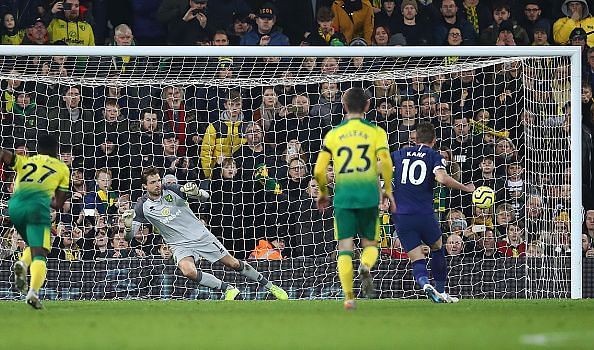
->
xmin=0 ymin=45 xmax=583 ymax=300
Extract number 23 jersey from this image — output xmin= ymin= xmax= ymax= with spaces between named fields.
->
xmin=323 ymin=118 xmax=389 ymax=209
xmin=10 ymin=154 xmax=70 ymax=198
xmin=391 ymin=145 xmax=446 ymax=215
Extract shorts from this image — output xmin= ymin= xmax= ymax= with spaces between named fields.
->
xmin=334 ymin=206 xmax=380 ymax=241
xmin=170 ymin=231 xmax=229 ymax=264
xmin=393 ymin=214 xmax=443 ymax=252
xmin=8 ymin=190 xmax=52 ymax=251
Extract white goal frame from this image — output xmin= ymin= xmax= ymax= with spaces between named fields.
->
xmin=0 ymin=45 xmax=582 ymax=299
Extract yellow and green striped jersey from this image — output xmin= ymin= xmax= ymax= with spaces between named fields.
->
xmin=10 ymin=154 xmax=70 ymax=198
xmin=322 ymin=118 xmax=389 ymax=208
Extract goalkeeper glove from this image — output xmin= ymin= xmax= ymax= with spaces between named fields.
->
xmin=181 ymin=182 xmax=210 ymax=200
xmin=122 ymin=209 xmax=134 ymax=231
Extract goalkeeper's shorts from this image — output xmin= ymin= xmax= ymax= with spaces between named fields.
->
xmin=170 ymin=231 xmax=229 ymax=264
xmin=333 ymin=206 xmax=380 ymax=241
xmin=8 ymin=190 xmax=52 ymax=251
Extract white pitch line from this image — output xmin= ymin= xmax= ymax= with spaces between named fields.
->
xmin=520 ymin=332 xmax=585 ymax=347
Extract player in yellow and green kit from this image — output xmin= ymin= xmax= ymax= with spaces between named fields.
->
xmin=313 ymin=87 xmax=395 ymax=310
xmin=1 ymin=134 xmax=70 ymax=309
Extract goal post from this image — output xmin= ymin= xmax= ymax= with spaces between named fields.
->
xmin=0 ymin=45 xmax=582 ymax=300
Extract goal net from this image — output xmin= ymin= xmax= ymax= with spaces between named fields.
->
xmin=0 ymin=47 xmax=582 ymax=300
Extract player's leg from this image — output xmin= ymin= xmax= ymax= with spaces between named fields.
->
xmin=193 ymin=229 xmax=288 ymax=300
xmin=337 ymin=238 xmax=355 ymax=309
xmin=13 ymin=244 xmax=31 ymax=295
xmin=428 ymin=239 xmax=446 ymax=294
xmin=360 ymin=239 xmax=379 ymax=270
xmin=217 ymin=254 xmax=288 ymax=300
xmin=422 ymin=216 xmax=457 ymax=302
xmin=428 ymin=239 xmax=458 ymax=303
xmin=176 ymin=255 xmax=238 ymax=299
xmin=407 ymin=245 xmax=446 ymax=303
xmin=359 ymin=239 xmax=377 ymax=298
xmin=395 ymin=214 xmax=446 ymax=303
xmin=19 ymin=247 xmax=32 ymax=266
xmin=358 ymin=206 xmax=381 ymax=298
xmin=7 ymin=200 xmax=32 ymax=294
xmin=24 ymin=223 xmax=52 ymax=310
xmin=334 ymin=207 xmax=357 ymax=309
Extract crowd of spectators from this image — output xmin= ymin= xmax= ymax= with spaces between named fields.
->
xmin=0 ymin=0 xmax=593 ymax=266
xmin=0 ymin=0 xmax=593 ymax=47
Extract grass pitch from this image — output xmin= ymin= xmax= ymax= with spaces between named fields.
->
xmin=0 ymin=299 xmax=592 ymax=350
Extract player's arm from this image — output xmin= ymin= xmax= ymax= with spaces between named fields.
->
xmin=52 ymin=165 xmax=71 ymax=210
xmin=0 ymin=147 xmax=15 ymax=166
xmin=377 ymin=148 xmax=393 ymax=195
xmin=51 ymin=189 xmax=68 ymax=210
xmin=376 ymin=127 xmax=396 ymax=212
xmin=377 ymin=148 xmax=396 ymax=212
xmin=375 ymin=128 xmax=393 ymax=194
xmin=163 ymin=183 xmax=209 ymax=201
xmin=313 ymin=145 xmax=332 ymax=211
xmin=435 ymin=168 xmax=475 ymax=193
xmin=179 ymin=182 xmax=210 ymax=201
xmin=122 ymin=200 xmax=149 ymax=241
xmin=313 ymin=147 xmax=332 ymax=196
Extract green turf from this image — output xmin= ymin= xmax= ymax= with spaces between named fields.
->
xmin=0 ymin=299 xmax=592 ymax=350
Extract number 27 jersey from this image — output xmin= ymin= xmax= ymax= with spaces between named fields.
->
xmin=392 ymin=145 xmax=446 ymax=215
xmin=10 ymin=154 xmax=70 ymax=198
xmin=323 ymin=118 xmax=389 ymax=208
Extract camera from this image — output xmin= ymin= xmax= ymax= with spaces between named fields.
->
xmin=63 ymin=2 xmax=72 ymax=10
xmin=191 ymin=8 xmax=204 ymax=15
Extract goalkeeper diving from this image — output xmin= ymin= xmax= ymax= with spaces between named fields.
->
xmin=122 ymin=167 xmax=288 ymax=300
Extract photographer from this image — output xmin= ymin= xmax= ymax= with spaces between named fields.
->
xmin=79 ymin=214 xmax=112 ymax=260
xmin=47 ymin=0 xmax=95 ymax=46
xmin=167 ymin=155 xmax=199 ymax=184
xmin=48 ymin=223 xmax=84 ymax=261
xmin=162 ymin=0 xmax=213 ymax=45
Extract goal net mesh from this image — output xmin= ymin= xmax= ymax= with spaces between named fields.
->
xmin=0 ymin=54 xmax=572 ymax=300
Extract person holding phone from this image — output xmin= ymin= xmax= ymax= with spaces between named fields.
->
xmin=47 ymin=0 xmax=95 ymax=45
xmin=162 ymin=0 xmax=213 ymax=45
xmin=168 ymin=156 xmax=199 ymax=183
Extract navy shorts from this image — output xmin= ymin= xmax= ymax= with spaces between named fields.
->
xmin=393 ymin=214 xmax=443 ymax=252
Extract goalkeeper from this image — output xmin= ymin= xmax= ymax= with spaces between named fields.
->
xmin=122 ymin=166 xmax=288 ymax=300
